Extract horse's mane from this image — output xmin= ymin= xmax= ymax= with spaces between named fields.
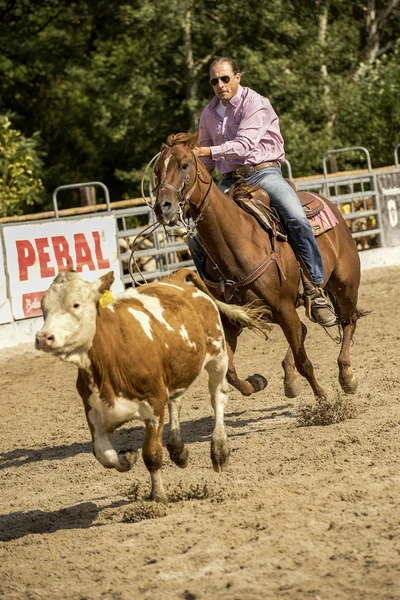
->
xmin=165 ymin=133 xmax=191 ymax=147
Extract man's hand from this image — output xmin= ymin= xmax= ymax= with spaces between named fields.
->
xmin=193 ymin=146 xmax=212 ymax=158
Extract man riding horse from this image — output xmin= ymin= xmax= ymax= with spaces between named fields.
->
xmin=190 ymin=56 xmax=337 ymax=328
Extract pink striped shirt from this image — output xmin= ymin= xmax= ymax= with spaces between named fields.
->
xmin=199 ymin=85 xmax=285 ymax=174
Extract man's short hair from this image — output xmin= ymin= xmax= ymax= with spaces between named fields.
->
xmin=209 ymin=57 xmax=241 ymax=75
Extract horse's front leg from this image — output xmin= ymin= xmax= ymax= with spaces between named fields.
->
xmin=282 ymin=321 xmax=308 ymax=398
xmin=277 ymin=305 xmax=328 ymax=400
xmin=223 ymin=321 xmax=268 ymax=396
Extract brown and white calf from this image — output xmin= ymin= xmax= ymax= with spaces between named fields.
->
xmin=35 ymin=268 xmax=263 ymax=503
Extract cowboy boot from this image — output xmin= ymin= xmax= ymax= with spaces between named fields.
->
xmin=303 ymin=280 xmax=338 ymax=328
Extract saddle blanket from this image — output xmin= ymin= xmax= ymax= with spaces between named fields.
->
xmin=309 ymin=198 xmax=338 ymax=236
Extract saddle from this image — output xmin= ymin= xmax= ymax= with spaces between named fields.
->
xmin=230 ymin=179 xmax=336 ymax=238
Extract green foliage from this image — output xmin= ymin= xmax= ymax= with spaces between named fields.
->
xmin=0 ymin=0 xmax=399 ymax=211
xmin=0 ymin=116 xmax=44 ymax=216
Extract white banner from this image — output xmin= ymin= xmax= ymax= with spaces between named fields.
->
xmin=0 ymin=239 xmax=13 ymax=324
xmin=3 ymin=215 xmax=123 ymax=320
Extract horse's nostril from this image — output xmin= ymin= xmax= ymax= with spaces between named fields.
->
xmin=162 ymin=200 xmax=172 ymax=213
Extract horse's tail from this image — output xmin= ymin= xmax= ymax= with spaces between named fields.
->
xmin=356 ymin=308 xmax=372 ymax=319
xmin=182 ymin=270 xmax=271 ymax=337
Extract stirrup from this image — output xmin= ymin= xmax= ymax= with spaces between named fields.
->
xmin=305 ymin=288 xmax=338 ymax=328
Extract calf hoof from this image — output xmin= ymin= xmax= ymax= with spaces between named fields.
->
xmin=169 ymin=446 xmax=189 ymax=469
xmin=149 ymin=490 xmax=168 ymax=505
xmin=117 ymin=450 xmax=139 ymax=472
xmin=245 ymin=373 xmax=268 ymax=393
xmin=167 ymin=437 xmax=189 ymax=469
xmin=211 ymin=438 xmax=230 ymax=473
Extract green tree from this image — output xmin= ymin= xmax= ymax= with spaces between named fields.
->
xmin=0 ymin=116 xmax=44 ymax=216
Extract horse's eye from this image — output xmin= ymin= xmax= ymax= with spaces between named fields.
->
xmin=73 ymin=302 xmax=80 ymax=309
xmin=181 ymin=162 xmax=189 ymax=170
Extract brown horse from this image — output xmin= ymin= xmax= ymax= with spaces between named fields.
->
xmin=153 ymin=131 xmax=363 ymax=401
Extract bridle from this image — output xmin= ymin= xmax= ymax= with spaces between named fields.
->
xmin=154 ymin=149 xmax=213 ymax=235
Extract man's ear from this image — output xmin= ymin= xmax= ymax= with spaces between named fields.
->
xmin=186 ymin=129 xmax=201 ymax=149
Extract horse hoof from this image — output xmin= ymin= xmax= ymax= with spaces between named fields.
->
xmin=339 ymin=374 xmax=358 ymax=394
xmin=284 ymin=378 xmax=302 ymax=398
xmin=245 ymin=373 xmax=268 ymax=393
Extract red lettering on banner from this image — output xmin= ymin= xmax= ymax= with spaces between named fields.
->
xmin=92 ymin=231 xmax=110 ymax=269
xmin=16 ymin=240 xmax=36 ymax=281
xmin=35 ymin=238 xmax=55 ymax=279
xmin=52 ymin=236 xmax=74 ymax=272
xmin=74 ymin=233 xmax=96 ymax=272
xmin=23 ymin=291 xmax=45 ymax=317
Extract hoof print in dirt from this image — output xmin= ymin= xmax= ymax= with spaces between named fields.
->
xmin=122 ymin=502 xmax=168 ymax=523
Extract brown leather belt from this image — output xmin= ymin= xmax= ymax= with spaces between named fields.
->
xmin=223 ymin=161 xmax=281 ymax=180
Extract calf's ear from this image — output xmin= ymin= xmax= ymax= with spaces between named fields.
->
xmin=97 ymin=271 xmax=115 ymax=293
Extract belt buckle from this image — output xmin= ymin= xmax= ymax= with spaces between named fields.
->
xmin=234 ymin=165 xmax=255 ymax=179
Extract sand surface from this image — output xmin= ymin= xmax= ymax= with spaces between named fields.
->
xmin=1 ymin=266 xmax=400 ymax=600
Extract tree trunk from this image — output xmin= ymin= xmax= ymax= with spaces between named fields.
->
xmin=363 ymin=0 xmax=399 ymax=64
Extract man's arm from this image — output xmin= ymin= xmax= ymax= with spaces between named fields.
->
xmin=193 ymin=147 xmax=211 ymax=158
xmin=195 ymin=114 xmax=216 ymax=171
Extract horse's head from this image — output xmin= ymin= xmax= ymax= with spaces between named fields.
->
xmin=153 ymin=131 xmax=201 ymax=226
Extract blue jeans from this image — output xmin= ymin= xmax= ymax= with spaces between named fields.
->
xmin=188 ymin=165 xmax=325 ymax=285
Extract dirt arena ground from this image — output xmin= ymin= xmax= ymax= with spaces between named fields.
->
xmin=1 ymin=266 xmax=400 ymax=600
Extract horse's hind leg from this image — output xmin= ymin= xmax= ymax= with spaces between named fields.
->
xmin=204 ymin=350 xmax=230 ymax=472
xmin=224 ymin=322 xmax=268 ymax=396
xmin=327 ymin=273 xmax=360 ymax=394
xmin=338 ymin=313 xmax=358 ymax=393
xmin=282 ymin=321 xmax=308 ymax=398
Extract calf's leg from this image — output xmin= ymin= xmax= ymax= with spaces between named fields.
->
xmin=167 ymin=394 xmax=189 ymax=468
xmin=142 ymin=405 xmax=168 ymax=504
xmin=205 ymin=351 xmax=230 ymax=472
xmin=78 ymin=373 xmax=138 ymax=472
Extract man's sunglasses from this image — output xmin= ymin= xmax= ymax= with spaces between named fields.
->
xmin=209 ymin=75 xmax=231 ymax=86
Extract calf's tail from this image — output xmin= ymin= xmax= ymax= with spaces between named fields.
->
xmin=183 ymin=270 xmax=271 ymax=337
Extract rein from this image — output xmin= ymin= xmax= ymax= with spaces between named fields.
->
xmin=154 ymin=152 xmax=213 ymax=235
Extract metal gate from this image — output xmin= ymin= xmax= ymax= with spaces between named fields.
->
xmin=51 ymin=146 xmax=400 ymax=289
xmin=295 ymin=147 xmax=385 ymax=251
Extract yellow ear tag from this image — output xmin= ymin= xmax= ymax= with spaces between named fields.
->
xmin=99 ymin=290 xmax=115 ymax=308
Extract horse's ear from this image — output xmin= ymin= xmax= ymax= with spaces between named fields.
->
xmin=160 ymin=142 xmax=168 ymax=151
xmin=186 ymin=130 xmax=201 ymax=149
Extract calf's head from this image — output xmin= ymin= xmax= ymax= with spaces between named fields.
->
xmin=35 ymin=270 xmax=114 ymax=358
